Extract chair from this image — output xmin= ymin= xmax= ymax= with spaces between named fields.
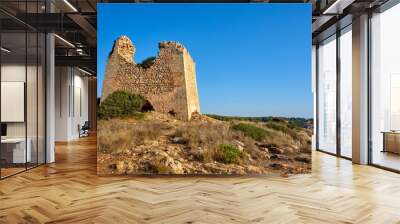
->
xmin=79 ymin=121 xmax=90 ymax=138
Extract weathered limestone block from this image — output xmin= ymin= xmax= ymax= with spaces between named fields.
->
xmin=101 ymin=35 xmax=200 ymax=120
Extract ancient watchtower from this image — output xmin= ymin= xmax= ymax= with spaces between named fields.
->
xmin=101 ymin=36 xmax=200 ymax=120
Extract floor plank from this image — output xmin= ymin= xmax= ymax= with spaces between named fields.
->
xmin=0 ymin=135 xmax=399 ymax=223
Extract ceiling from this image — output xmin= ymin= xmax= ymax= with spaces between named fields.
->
xmin=0 ymin=0 xmax=394 ymax=74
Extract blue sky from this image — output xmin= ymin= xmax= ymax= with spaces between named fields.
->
xmin=98 ymin=3 xmax=312 ymax=118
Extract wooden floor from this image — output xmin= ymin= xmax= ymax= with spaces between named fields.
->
xmin=373 ymin=151 xmax=400 ymax=171
xmin=0 ymin=167 xmax=26 ymax=178
xmin=1 ymin=136 xmax=400 ymax=223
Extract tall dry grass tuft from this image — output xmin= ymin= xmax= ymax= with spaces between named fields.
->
xmin=173 ymin=121 xmax=260 ymax=163
xmin=98 ymin=118 xmax=170 ymax=154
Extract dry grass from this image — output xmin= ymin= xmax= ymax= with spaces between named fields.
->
xmin=265 ymin=121 xmax=312 ymax=152
xmin=146 ymin=158 xmax=174 ymax=174
xmin=230 ymin=120 xmax=311 ymax=155
xmin=98 ymin=116 xmax=311 ymax=159
xmin=98 ymin=118 xmax=170 ymax=154
xmin=98 ymin=113 xmax=312 ymax=174
xmin=173 ymin=121 xmax=260 ymax=164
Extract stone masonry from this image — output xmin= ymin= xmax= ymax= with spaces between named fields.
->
xmin=101 ymin=36 xmax=200 ymax=120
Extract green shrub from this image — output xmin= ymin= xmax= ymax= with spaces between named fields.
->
xmin=270 ymin=117 xmax=286 ymax=123
xmin=265 ymin=122 xmax=288 ymax=133
xmin=265 ymin=121 xmax=300 ymax=141
xmin=215 ymin=144 xmax=243 ymax=164
xmin=205 ymin=114 xmax=234 ymax=121
xmin=98 ymin=91 xmax=145 ymax=119
xmin=288 ymin=121 xmax=301 ymax=129
xmin=231 ymin=123 xmax=269 ymax=141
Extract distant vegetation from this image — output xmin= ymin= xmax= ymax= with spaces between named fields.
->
xmin=98 ymin=91 xmax=145 ymax=119
xmin=231 ymin=123 xmax=270 ymax=141
xmin=206 ymin=114 xmax=271 ymax=122
xmin=207 ymin=114 xmax=313 ymax=130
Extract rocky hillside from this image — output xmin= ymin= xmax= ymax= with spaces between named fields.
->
xmin=97 ymin=112 xmax=311 ymax=176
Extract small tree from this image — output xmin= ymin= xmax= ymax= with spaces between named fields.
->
xmin=98 ymin=91 xmax=145 ymax=119
xmin=215 ymin=144 xmax=243 ymax=164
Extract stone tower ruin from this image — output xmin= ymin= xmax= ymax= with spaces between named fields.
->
xmin=101 ymin=35 xmax=200 ymax=120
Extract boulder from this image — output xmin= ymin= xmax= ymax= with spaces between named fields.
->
xmin=116 ymin=161 xmax=126 ymax=172
xmin=109 ymin=163 xmax=117 ymax=170
xmin=232 ymin=140 xmax=245 ymax=152
xmin=171 ymin=136 xmax=187 ymax=144
xmin=163 ymin=156 xmax=184 ymax=174
xmin=270 ymin=154 xmax=279 ymax=160
xmin=270 ymin=163 xmax=283 ymax=170
xmin=268 ymin=146 xmax=284 ymax=154
xmin=294 ymin=155 xmax=311 ymax=163
xmin=246 ymin=165 xmax=263 ymax=174
xmin=257 ymin=143 xmax=284 ymax=154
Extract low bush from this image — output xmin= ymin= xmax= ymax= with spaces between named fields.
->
xmin=288 ymin=121 xmax=301 ymax=129
xmin=215 ymin=144 xmax=243 ymax=164
xmin=231 ymin=123 xmax=269 ymax=141
xmin=265 ymin=122 xmax=288 ymax=133
xmin=265 ymin=121 xmax=299 ymax=141
xmin=270 ymin=117 xmax=286 ymax=123
xmin=173 ymin=122 xmax=258 ymax=163
xmin=98 ymin=91 xmax=145 ymax=119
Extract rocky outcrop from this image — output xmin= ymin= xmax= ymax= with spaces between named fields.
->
xmin=97 ymin=112 xmax=312 ymax=176
xmin=101 ymin=35 xmax=200 ymax=120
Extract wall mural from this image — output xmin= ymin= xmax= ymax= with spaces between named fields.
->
xmin=97 ymin=4 xmax=312 ymax=176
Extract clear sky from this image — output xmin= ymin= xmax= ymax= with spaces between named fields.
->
xmin=98 ymin=3 xmax=312 ymax=118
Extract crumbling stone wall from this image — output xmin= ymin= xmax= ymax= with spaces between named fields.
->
xmin=101 ymin=35 xmax=200 ymax=120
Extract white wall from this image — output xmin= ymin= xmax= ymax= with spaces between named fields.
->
xmin=55 ymin=67 xmax=70 ymax=141
xmin=55 ymin=67 xmax=89 ymax=141
xmin=72 ymin=72 xmax=89 ymax=138
xmin=312 ymin=45 xmax=317 ymax=150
